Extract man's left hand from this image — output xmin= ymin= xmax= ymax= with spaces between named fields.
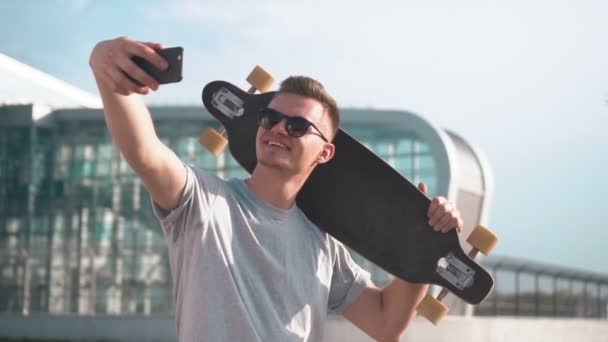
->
xmin=418 ymin=182 xmax=463 ymax=233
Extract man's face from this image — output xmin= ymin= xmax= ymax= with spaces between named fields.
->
xmin=255 ymin=93 xmax=334 ymax=174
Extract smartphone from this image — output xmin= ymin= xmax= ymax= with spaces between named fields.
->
xmin=131 ymin=46 xmax=183 ymax=85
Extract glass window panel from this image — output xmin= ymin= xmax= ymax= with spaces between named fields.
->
xmin=414 ymin=142 xmax=431 ymax=153
xmin=396 ymin=139 xmax=413 ymax=154
xmin=394 ymin=156 xmax=413 ymax=175
xmin=417 ymin=154 xmax=435 ymax=170
xmin=97 ymin=144 xmax=113 ymax=161
xmin=96 ymin=159 xmax=111 ymax=177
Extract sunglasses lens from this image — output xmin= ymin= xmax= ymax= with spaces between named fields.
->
xmin=259 ymin=108 xmax=313 ymax=138
xmin=259 ymin=109 xmax=282 ymax=129
xmin=286 ymin=117 xmax=311 ymax=137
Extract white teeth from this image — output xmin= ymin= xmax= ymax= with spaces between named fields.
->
xmin=267 ymin=141 xmax=287 ymax=149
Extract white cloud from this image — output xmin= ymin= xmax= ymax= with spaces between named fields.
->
xmin=62 ymin=0 xmax=91 ymax=13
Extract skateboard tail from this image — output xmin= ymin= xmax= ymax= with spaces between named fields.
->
xmin=431 ymin=247 xmax=494 ymax=305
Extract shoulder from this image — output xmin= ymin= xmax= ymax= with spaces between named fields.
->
xmin=188 ymin=165 xmax=223 ymax=185
xmin=326 ymin=235 xmax=348 ymax=256
xmin=186 ymin=165 xmax=234 ymax=194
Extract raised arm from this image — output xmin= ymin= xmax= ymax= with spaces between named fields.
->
xmin=89 ymin=36 xmax=185 ymax=210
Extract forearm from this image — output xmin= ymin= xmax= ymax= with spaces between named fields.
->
xmin=345 ymin=278 xmax=428 ymax=341
xmin=379 ymin=278 xmax=428 ymax=338
xmin=88 ymin=37 xmax=186 ymax=210
xmin=95 ymin=77 xmax=163 ymax=172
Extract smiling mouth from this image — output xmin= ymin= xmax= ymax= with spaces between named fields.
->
xmin=265 ymin=140 xmax=289 ymax=150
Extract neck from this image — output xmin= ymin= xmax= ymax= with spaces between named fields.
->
xmin=246 ymin=166 xmax=312 ymax=210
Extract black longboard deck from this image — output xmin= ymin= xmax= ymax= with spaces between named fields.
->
xmin=202 ymin=80 xmax=494 ymax=304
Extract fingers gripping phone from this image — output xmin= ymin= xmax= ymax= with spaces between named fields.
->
xmin=131 ymin=47 xmax=183 ymax=85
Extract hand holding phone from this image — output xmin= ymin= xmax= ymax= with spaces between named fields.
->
xmin=131 ymin=47 xmax=183 ymax=86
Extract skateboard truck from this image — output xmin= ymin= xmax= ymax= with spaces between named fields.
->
xmin=417 ymin=224 xmax=499 ymax=325
xmin=436 ymin=252 xmax=475 ymax=291
xmin=211 ymin=87 xmax=246 ymax=119
xmin=200 ymin=65 xmax=275 ymax=155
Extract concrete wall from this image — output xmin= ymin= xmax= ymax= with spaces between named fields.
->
xmin=326 ymin=316 xmax=608 ymax=342
xmin=1 ymin=314 xmax=607 ymax=342
xmin=0 ymin=314 xmax=176 ymax=342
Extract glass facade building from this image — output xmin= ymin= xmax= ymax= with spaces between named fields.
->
xmin=1 ymin=104 xmax=451 ymax=316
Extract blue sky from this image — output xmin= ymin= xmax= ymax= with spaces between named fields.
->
xmin=1 ymin=0 xmax=607 ymax=273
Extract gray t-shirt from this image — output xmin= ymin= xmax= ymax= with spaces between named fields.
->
xmin=152 ymin=164 xmax=370 ymax=342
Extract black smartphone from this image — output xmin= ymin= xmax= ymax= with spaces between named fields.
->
xmin=131 ymin=46 xmax=183 ymax=85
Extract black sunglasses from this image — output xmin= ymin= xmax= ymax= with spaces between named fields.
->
xmin=258 ymin=108 xmax=329 ymax=142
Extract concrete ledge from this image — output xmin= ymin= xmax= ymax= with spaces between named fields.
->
xmin=0 ymin=314 xmax=176 ymax=342
xmin=404 ymin=316 xmax=608 ymax=342
xmin=1 ymin=314 xmax=607 ymax=342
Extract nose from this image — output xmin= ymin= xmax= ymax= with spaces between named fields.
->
xmin=269 ymin=117 xmax=289 ymax=136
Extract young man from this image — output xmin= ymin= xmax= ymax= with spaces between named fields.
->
xmin=89 ymin=37 xmax=463 ymax=342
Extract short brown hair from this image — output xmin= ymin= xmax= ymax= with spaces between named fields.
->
xmin=276 ymin=76 xmax=340 ymax=140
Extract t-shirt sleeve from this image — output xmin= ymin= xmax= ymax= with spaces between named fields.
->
xmin=151 ymin=163 xmax=220 ymax=239
xmin=327 ymin=237 xmax=371 ymax=313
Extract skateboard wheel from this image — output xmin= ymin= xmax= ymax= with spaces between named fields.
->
xmin=246 ymin=65 xmax=275 ymax=93
xmin=466 ymin=225 xmax=499 ymax=256
xmin=199 ymin=128 xmax=228 ymax=156
xmin=417 ymin=293 xmax=449 ymax=325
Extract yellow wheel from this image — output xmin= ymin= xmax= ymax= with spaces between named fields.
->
xmin=246 ymin=65 xmax=275 ymax=93
xmin=199 ymin=128 xmax=228 ymax=156
xmin=417 ymin=293 xmax=449 ymax=325
xmin=466 ymin=225 xmax=499 ymax=256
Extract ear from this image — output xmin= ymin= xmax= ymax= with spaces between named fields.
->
xmin=316 ymin=143 xmax=335 ymax=164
